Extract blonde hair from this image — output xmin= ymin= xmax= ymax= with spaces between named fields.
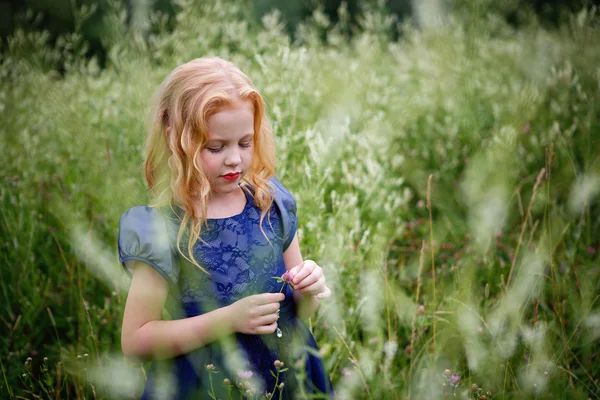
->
xmin=144 ymin=57 xmax=276 ymax=273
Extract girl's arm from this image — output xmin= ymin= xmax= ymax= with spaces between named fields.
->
xmin=122 ymin=261 xmax=283 ymax=360
xmin=283 ymin=234 xmax=321 ymax=320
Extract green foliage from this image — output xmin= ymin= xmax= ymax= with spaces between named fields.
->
xmin=1 ymin=1 xmax=599 ymax=399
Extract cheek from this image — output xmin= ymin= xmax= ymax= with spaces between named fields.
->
xmin=199 ymin=153 xmax=220 ymax=176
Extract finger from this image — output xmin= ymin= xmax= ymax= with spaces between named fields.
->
xmin=294 ymin=269 xmax=323 ymax=291
xmin=287 ymin=264 xmax=303 ymax=281
xmin=258 ymin=292 xmax=285 ymax=305
xmin=256 ymin=322 xmax=278 ymax=335
xmin=316 ymin=286 xmax=332 ymax=299
xmin=291 ymin=261 xmax=316 ymax=285
xmin=256 ymin=312 xmax=278 ymax=326
xmin=288 ymin=260 xmax=314 ymax=281
xmin=257 ymin=302 xmax=280 ymax=316
xmin=301 ymin=276 xmax=326 ymax=295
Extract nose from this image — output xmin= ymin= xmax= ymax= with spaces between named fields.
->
xmin=224 ymin=148 xmax=241 ymax=166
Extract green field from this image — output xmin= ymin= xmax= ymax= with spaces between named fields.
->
xmin=1 ymin=1 xmax=599 ymax=399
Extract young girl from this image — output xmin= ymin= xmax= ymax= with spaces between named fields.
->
xmin=118 ymin=57 xmax=333 ymax=399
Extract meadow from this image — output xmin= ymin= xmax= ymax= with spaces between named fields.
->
xmin=1 ymin=1 xmax=599 ymax=398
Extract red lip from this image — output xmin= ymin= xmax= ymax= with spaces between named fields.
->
xmin=222 ymin=172 xmax=240 ymax=181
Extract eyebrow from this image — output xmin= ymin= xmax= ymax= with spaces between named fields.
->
xmin=206 ymin=133 xmax=254 ymax=143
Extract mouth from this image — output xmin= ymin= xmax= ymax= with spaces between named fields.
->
xmin=221 ymin=172 xmax=241 ymax=181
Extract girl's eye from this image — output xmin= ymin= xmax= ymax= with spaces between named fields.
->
xmin=240 ymin=141 xmax=252 ymax=149
xmin=206 ymin=147 xmax=224 ymax=154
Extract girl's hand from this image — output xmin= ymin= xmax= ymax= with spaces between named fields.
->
xmin=228 ymin=292 xmax=284 ymax=335
xmin=287 ymin=260 xmax=332 ymax=299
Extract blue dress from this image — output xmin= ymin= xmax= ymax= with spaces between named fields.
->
xmin=118 ymin=178 xmax=332 ymax=399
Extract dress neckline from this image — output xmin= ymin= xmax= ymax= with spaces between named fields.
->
xmin=206 ymin=187 xmax=251 ymax=222
xmin=161 ymin=183 xmax=255 ymax=224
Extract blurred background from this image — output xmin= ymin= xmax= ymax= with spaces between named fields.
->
xmin=1 ymin=0 xmax=599 ymax=399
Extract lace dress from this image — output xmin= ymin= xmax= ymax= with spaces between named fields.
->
xmin=118 ymin=178 xmax=332 ymax=399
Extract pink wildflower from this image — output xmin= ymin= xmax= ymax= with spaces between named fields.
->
xmin=237 ymin=370 xmax=253 ymax=379
xmin=449 ymin=374 xmax=460 ymax=385
xmin=587 ymin=247 xmax=596 ymax=255
xmin=281 ymin=272 xmax=292 ymax=283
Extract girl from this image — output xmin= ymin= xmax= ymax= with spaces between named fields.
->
xmin=118 ymin=57 xmax=333 ymax=399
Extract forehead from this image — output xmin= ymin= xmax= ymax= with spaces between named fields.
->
xmin=206 ymin=99 xmax=254 ymax=140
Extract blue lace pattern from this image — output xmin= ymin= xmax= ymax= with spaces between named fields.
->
xmin=118 ymin=179 xmax=331 ymax=399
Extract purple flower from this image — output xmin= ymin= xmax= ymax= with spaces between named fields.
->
xmin=449 ymin=374 xmax=460 ymax=385
xmin=587 ymin=247 xmax=596 ymax=255
xmin=237 ymin=370 xmax=253 ymax=379
xmin=281 ymin=272 xmax=292 ymax=283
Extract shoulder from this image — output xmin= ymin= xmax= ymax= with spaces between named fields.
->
xmin=120 ymin=205 xmax=180 ymax=227
xmin=119 ymin=205 xmax=157 ymax=225
xmin=268 ymin=177 xmax=296 ymax=214
xmin=118 ymin=205 xmax=180 ymax=283
xmin=120 ymin=205 xmax=172 ymax=233
xmin=267 ymin=178 xmax=298 ymax=250
xmin=118 ymin=205 xmax=180 ymax=253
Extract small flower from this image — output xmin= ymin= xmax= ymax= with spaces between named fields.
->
xmin=417 ymin=200 xmax=425 ymax=208
xmin=21 ymin=374 xmax=26 ymax=378
xmin=443 ymin=369 xmax=452 ymax=377
xmin=237 ymin=370 xmax=253 ymax=379
xmin=417 ymin=305 xmax=425 ymax=314
xmin=205 ymin=364 xmax=215 ymax=371
xmin=77 ymin=355 xmax=82 ymax=360
xmin=449 ymin=374 xmax=460 ymax=385
xmin=479 ymin=396 xmax=487 ymax=400
xmin=278 ymin=382 xmax=285 ymax=390
xmin=281 ymin=272 xmax=292 ymax=283
xmin=472 ymin=383 xmax=479 ymax=392
xmin=523 ymin=354 xmax=530 ymax=361
xmin=274 ymin=360 xmax=284 ymax=369
xmin=223 ymin=378 xmax=231 ymax=385
xmin=26 ymin=357 xmax=32 ymax=362
xmin=43 ymin=357 xmax=48 ymax=362
xmin=587 ymin=247 xmax=596 ymax=255
xmin=83 ymin=353 xmax=88 ymax=358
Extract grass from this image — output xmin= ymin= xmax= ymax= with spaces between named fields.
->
xmin=1 ymin=0 xmax=599 ymax=399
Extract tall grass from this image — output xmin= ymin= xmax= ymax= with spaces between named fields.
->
xmin=1 ymin=1 xmax=599 ymax=398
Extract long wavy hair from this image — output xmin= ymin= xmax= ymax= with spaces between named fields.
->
xmin=144 ymin=57 xmax=276 ymax=273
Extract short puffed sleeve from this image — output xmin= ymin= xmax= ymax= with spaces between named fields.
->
xmin=118 ymin=205 xmax=179 ymax=284
xmin=270 ymin=178 xmax=298 ymax=251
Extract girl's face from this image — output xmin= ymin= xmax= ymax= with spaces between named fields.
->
xmin=200 ymin=99 xmax=255 ymax=197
